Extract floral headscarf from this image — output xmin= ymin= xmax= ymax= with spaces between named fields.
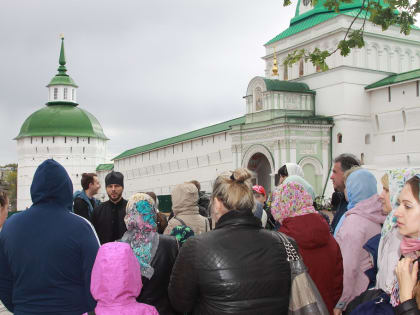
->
xmin=121 ymin=193 xmax=159 ymax=279
xmin=283 ymin=175 xmax=316 ymax=201
xmin=381 ymin=168 xmax=417 ymax=236
xmin=271 ymin=181 xmax=316 ymax=224
xmin=170 ymin=225 xmax=195 ymax=246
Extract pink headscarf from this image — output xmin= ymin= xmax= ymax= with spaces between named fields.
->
xmin=271 ymin=181 xmax=316 ymax=224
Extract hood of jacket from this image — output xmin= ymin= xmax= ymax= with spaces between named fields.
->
xmin=346 ymin=194 xmax=386 ymax=225
xmin=171 ymin=182 xmax=199 ymax=215
xmin=91 ymin=242 xmax=141 ymax=306
xmin=30 ymin=159 xmax=73 ymax=209
xmin=280 ymin=213 xmax=330 ymax=249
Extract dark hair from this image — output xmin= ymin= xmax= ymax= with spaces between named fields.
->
xmin=189 ymin=180 xmax=201 ymax=192
xmin=406 ymin=176 xmax=420 ymax=203
xmin=81 ymin=173 xmax=97 ymax=191
xmin=334 ymin=153 xmax=361 ymax=172
xmin=145 ymin=191 xmax=157 ymax=203
xmin=277 ymin=165 xmax=288 ymax=177
xmin=0 ymin=191 xmax=7 ymax=207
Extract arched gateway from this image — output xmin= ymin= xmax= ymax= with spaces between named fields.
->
xmin=247 ymin=153 xmax=273 ymax=193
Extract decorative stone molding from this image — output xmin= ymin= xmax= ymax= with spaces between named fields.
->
xmin=241 ymin=144 xmax=275 ymax=173
xmin=298 ymin=156 xmax=323 ymax=176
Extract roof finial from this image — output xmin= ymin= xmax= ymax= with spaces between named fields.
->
xmin=57 ymin=35 xmax=67 ymax=76
xmin=272 ymin=47 xmax=279 ymax=77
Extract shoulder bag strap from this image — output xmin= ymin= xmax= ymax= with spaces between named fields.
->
xmin=173 ymin=216 xmax=187 ymax=227
xmin=277 ymin=232 xmax=300 ymax=262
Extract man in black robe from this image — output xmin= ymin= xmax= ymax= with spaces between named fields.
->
xmin=91 ymin=171 xmax=127 ymax=244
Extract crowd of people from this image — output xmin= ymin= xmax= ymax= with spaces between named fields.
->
xmin=0 ymin=154 xmax=420 ymax=314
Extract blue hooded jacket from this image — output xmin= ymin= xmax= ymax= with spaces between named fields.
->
xmin=0 ymin=159 xmax=99 ymax=314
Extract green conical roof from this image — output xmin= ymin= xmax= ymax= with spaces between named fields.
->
xmin=47 ymin=37 xmax=78 ymax=88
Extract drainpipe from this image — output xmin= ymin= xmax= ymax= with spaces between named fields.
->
xmin=321 ymin=122 xmax=333 ymax=198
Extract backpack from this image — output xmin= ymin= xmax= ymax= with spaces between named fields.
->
xmin=347 ymin=289 xmax=394 ymax=315
xmin=173 ymin=216 xmax=209 ymax=233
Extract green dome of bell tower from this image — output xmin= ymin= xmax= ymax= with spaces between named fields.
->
xmin=15 ymin=37 xmax=108 ymax=140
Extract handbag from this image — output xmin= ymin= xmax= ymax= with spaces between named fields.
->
xmin=277 ymin=232 xmax=329 ymax=315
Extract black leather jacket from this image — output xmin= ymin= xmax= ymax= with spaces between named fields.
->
xmin=395 ymin=299 xmax=420 ymax=315
xmin=168 ymin=210 xmax=291 ymax=315
xmin=137 ymin=234 xmax=179 ymax=315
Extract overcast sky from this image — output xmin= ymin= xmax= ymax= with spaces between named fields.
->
xmin=0 ymin=1 xmax=294 ymax=165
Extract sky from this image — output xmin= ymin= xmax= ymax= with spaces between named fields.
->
xmin=0 ymin=1 xmax=294 ymax=165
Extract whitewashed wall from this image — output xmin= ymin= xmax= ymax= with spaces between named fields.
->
xmin=17 ymin=136 xmax=107 ymax=209
xmin=114 ymin=132 xmax=233 ymax=199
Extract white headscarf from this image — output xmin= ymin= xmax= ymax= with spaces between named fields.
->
xmin=284 ymin=163 xmax=304 ymax=178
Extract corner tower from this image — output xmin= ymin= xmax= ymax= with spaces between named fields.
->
xmin=15 ymin=37 xmax=108 ymax=210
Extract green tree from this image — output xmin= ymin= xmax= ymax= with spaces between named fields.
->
xmin=282 ymin=0 xmax=420 ymax=70
xmin=4 ymin=170 xmax=17 ymax=211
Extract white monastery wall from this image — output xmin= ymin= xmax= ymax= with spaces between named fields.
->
xmin=114 ymin=132 xmax=233 ymax=199
xmin=96 ymin=169 xmax=112 ymax=202
xmin=17 ymin=136 xmax=107 ymax=209
xmin=368 ymin=81 xmax=420 ymax=168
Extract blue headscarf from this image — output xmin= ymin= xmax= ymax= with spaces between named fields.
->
xmin=346 ymin=168 xmax=377 ymax=210
xmin=334 ymin=168 xmax=377 ymax=237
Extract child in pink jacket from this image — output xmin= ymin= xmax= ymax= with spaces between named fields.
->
xmin=90 ymin=242 xmax=159 ymax=315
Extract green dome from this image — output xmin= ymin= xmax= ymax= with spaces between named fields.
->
xmin=15 ymin=105 xmax=108 ymax=140
xmin=291 ymin=0 xmax=363 ymax=25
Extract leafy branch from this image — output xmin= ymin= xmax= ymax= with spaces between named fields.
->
xmin=280 ymin=0 xmax=420 ymax=71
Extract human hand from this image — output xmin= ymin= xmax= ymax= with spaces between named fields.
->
xmin=333 ymin=308 xmax=342 ymax=315
xmin=396 ymin=257 xmax=418 ymax=303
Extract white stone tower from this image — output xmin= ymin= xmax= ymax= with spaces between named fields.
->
xmin=15 ymin=37 xmax=108 ymax=210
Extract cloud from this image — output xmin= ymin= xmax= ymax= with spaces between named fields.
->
xmin=0 ymin=0 xmax=294 ymax=165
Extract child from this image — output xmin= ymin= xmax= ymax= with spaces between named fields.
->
xmin=90 ymin=242 xmax=159 ymax=315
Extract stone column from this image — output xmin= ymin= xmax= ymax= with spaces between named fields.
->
xmin=273 ymin=141 xmax=280 ymax=171
xmin=280 ymin=139 xmax=286 ymax=166
xmin=322 ymin=139 xmax=330 ymax=185
xmin=231 ymin=145 xmax=238 ymax=168
xmin=290 ymin=139 xmax=297 ymax=163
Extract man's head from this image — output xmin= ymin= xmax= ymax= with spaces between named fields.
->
xmin=105 ymin=172 xmax=124 ymax=204
xmin=252 ymin=185 xmax=267 ymax=204
xmin=81 ymin=173 xmax=100 ymax=196
xmin=330 ymin=153 xmax=361 ymax=192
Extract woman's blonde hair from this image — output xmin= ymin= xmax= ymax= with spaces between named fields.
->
xmin=211 ymin=168 xmax=254 ymax=213
xmin=381 ymin=173 xmax=389 ymax=190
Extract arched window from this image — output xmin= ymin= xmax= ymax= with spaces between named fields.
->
xmin=64 ymin=88 xmax=68 ymax=100
xmin=365 ymin=134 xmax=371 ymax=144
xmin=255 ymin=87 xmax=263 ymax=111
xmin=53 ymin=88 xmax=58 ymax=100
xmin=361 ymin=153 xmax=365 ymax=164
xmin=375 ymin=115 xmax=380 ymax=131
xmin=337 ymin=133 xmax=343 ymax=143
xmin=392 ymin=135 xmax=396 ymax=142
xmin=72 ymin=89 xmax=75 ymax=100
